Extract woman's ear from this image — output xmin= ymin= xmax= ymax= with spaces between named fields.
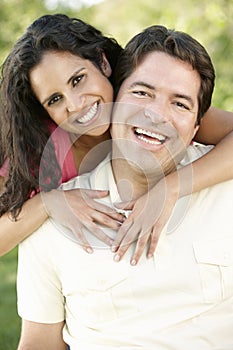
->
xmin=101 ymin=52 xmax=112 ymax=77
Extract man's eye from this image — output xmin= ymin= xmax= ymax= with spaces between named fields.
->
xmin=73 ymin=74 xmax=84 ymax=87
xmin=175 ymin=101 xmax=190 ymax=110
xmin=132 ymin=90 xmax=149 ymax=97
xmin=48 ymin=95 xmax=62 ymax=106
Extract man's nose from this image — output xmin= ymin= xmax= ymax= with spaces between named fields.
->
xmin=145 ymin=100 xmax=171 ymax=123
xmin=66 ymin=94 xmax=86 ymax=113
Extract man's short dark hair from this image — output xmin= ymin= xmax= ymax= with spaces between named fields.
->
xmin=115 ymin=25 xmax=215 ymax=124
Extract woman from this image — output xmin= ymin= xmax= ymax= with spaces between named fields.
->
xmin=0 ymin=14 xmax=233 ymax=265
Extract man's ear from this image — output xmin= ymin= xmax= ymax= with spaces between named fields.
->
xmin=101 ymin=52 xmax=112 ymax=77
xmin=192 ymin=124 xmax=200 ymax=140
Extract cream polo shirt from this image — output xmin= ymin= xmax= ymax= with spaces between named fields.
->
xmin=17 ymin=144 xmax=233 ymax=350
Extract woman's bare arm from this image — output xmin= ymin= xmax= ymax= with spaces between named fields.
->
xmin=195 ymin=107 xmax=233 ymax=145
xmin=0 ymin=187 xmax=124 ymax=257
xmin=0 ymin=194 xmax=48 ymax=256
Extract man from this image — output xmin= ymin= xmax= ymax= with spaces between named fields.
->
xmin=17 ymin=26 xmax=233 ymax=349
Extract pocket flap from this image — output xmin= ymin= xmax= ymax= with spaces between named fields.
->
xmin=78 ymin=260 xmax=132 ymax=291
xmin=193 ymin=237 xmax=233 ymax=266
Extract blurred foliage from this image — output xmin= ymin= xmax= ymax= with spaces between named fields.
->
xmin=0 ymin=0 xmax=232 ymax=110
xmin=0 ymin=247 xmax=20 ymax=349
xmin=78 ymin=0 xmax=233 ymax=111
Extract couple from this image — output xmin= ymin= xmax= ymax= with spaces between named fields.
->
xmin=0 ymin=14 xmax=233 ymax=265
xmin=16 ymin=19 xmax=233 ymax=350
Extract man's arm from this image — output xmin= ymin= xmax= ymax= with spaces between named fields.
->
xmin=17 ymin=320 xmax=67 ymax=350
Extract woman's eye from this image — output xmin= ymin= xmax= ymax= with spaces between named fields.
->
xmin=73 ymin=74 xmax=84 ymax=87
xmin=48 ymin=95 xmax=62 ymax=106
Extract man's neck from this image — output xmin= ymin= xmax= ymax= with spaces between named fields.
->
xmin=111 ymin=158 xmax=167 ymax=201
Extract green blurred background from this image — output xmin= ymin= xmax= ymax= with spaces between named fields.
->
xmin=0 ymin=0 xmax=232 ymax=348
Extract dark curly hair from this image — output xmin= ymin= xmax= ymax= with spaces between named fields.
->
xmin=0 ymin=13 xmax=122 ymax=218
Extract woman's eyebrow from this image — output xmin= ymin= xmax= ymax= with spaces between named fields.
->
xmin=42 ymin=93 xmax=58 ymax=106
xmin=41 ymin=67 xmax=86 ymax=105
xmin=67 ymin=67 xmax=85 ymax=85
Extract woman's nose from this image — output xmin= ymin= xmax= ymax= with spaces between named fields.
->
xmin=66 ymin=94 xmax=86 ymax=113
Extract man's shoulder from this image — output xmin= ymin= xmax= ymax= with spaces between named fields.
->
xmin=180 ymin=142 xmax=214 ymax=166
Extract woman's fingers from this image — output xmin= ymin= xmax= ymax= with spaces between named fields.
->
xmin=130 ymin=231 xmax=152 ymax=265
xmin=114 ymin=229 xmax=150 ymax=266
xmin=80 ymin=220 xmax=114 ymax=247
xmin=111 ymin=219 xmax=134 ymax=252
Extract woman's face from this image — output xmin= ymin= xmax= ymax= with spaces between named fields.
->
xmin=30 ymin=50 xmax=114 ymax=136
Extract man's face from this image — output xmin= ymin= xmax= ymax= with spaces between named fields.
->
xmin=111 ymin=51 xmax=200 ymax=176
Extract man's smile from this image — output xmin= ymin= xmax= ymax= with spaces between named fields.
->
xmin=133 ymin=127 xmax=167 ymax=145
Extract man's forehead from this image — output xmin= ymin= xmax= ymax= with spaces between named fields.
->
xmin=119 ymin=51 xmax=201 ymax=98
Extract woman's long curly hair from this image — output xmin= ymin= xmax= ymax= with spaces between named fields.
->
xmin=0 ymin=13 xmax=122 ymax=218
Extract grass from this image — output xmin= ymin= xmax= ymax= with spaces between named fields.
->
xmin=0 ymin=247 xmax=21 ymax=349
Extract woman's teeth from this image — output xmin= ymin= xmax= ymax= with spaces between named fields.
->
xmin=78 ymin=102 xmax=98 ymax=124
xmin=134 ymin=127 xmax=166 ymax=145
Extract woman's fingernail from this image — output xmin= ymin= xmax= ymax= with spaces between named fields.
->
xmin=86 ymin=247 xmax=93 ymax=254
xmin=114 ymin=254 xmax=121 ymax=262
xmin=130 ymin=259 xmax=137 ymax=266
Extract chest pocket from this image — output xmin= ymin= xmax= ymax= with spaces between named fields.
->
xmin=193 ymin=236 xmax=233 ymax=303
xmin=65 ymin=259 xmax=138 ymax=326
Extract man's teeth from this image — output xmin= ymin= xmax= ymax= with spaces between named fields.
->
xmin=78 ymin=102 xmax=98 ymax=124
xmin=135 ymin=128 xmax=166 ymax=145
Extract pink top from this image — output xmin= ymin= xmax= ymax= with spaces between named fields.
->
xmin=48 ymin=121 xmax=78 ymax=184
xmin=0 ymin=121 xmax=78 ymax=188
xmin=0 ymin=158 xmax=8 ymax=178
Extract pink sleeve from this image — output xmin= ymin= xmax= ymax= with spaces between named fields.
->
xmin=0 ymin=123 xmax=78 ymax=189
xmin=0 ymin=158 xmax=9 ymax=178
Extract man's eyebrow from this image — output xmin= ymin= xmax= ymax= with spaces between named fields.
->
xmin=129 ymin=81 xmax=155 ymax=90
xmin=128 ymin=82 xmax=195 ymax=108
xmin=174 ymin=93 xmax=195 ymax=108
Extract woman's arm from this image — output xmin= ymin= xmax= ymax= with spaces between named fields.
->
xmin=112 ymin=107 xmax=233 ymax=265
xmin=195 ymin=106 xmax=233 ymax=145
xmin=0 ymin=188 xmax=125 ymax=257
xmin=0 ymin=194 xmax=48 ymax=256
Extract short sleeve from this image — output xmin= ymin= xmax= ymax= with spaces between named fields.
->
xmin=17 ymin=220 xmax=65 ymax=323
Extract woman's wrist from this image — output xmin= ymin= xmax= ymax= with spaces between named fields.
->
xmin=164 ymin=164 xmax=194 ymax=200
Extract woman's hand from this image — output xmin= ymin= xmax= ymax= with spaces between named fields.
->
xmin=42 ymin=188 xmax=125 ymax=253
xmin=112 ymin=175 xmax=180 ymax=265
